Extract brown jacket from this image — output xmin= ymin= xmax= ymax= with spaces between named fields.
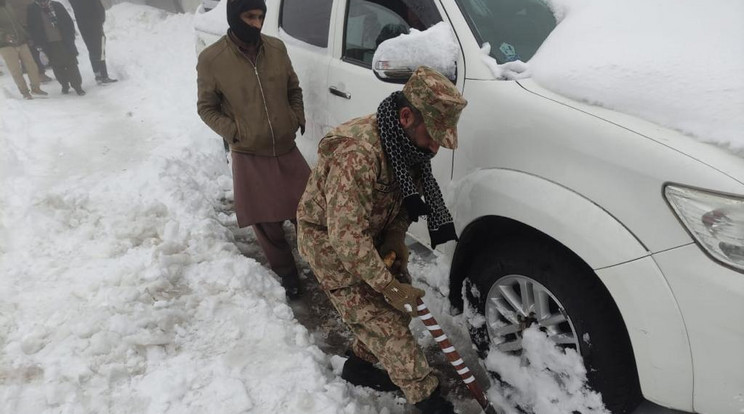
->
xmin=197 ymin=34 xmax=305 ymax=156
xmin=0 ymin=4 xmax=27 ymax=48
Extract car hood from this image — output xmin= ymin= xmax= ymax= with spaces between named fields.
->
xmin=517 ymin=78 xmax=744 ymax=186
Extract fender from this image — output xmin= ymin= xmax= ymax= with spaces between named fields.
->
xmin=448 ymin=168 xmax=693 ymax=410
xmin=451 ymin=168 xmax=648 ymax=269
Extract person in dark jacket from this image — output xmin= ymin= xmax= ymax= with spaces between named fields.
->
xmin=26 ymin=0 xmax=85 ymax=95
xmin=0 ymin=0 xmax=47 ymax=98
xmin=68 ymin=0 xmax=115 ymax=84
xmin=197 ymin=0 xmax=309 ymax=299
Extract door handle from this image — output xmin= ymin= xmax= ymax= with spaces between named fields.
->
xmin=329 ymin=86 xmax=351 ymax=99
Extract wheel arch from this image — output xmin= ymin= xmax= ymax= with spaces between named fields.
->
xmin=447 ymin=168 xmax=650 ymax=310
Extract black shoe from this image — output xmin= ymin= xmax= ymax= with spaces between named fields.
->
xmin=101 ymin=77 xmax=118 ymax=84
xmin=61 ymin=85 xmax=70 ymax=94
xmin=74 ymin=87 xmax=86 ymax=96
xmin=341 ymin=351 xmax=400 ymax=392
xmin=281 ymin=274 xmax=301 ymax=300
xmin=414 ymin=387 xmax=456 ymax=414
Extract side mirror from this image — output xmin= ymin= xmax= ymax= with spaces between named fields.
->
xmin=373 ymin=61 xmax=416 ymax=84
xmin=372 ymin=22 xmax=459 ymax=84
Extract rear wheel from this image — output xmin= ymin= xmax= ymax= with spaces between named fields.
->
xmin=466 ymin=237 xmax=642 ymax=413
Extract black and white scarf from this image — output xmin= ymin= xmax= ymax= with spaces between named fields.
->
xmin=377 ymin=91 xmax=458 ymax=248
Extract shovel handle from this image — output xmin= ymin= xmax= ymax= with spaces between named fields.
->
xmin=382 ymin=251 xmax=499 ymax=414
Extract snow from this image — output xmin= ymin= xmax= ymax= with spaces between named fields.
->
xmin=372 ymin=22 xmax=459 ymax=81
xmin=528 ymin=0 xmax=744 ymax=153
xmin=2 ymin=3 xmax=609 ymax=414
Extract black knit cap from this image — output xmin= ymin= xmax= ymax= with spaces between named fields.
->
xmin=227 ymin=0 xmax=266 ymax=29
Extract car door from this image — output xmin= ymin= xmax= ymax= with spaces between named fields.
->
xmin=276 ymin=0 xmax=336 ymax=165
xmin=326 ymin=0 xmax=464 ymax=246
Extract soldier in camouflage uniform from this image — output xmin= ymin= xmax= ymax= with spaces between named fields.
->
xmin=297 ymin=66 xmax=467 ymax=413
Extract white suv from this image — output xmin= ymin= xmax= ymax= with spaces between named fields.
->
xmin=195 ymin=1 xmax=744 ymax=413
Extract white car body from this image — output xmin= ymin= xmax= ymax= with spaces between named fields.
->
xmin=195 ymin=1 xmax=744 ymax=413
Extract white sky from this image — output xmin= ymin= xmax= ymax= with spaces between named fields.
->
xmin=2 ymin=1 xmax=740 ymax=413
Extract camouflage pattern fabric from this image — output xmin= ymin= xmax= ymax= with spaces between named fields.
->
xmin=297 ymin=115 xmax=410 ymax=292
xmin=297 ymin=114 xmax=438 ymax=403
xmin=402 ymin=66 xmax=467 ymax=150
xmin=327 ymin=282 xmax=438 ymax=403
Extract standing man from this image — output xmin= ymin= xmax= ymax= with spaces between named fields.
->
xmin=197 ymin=0 xmax=309 ymax=299
xmin=0 ymin=0 xmax=46 ymax=98
xmin=27 ymin=0 xmax=85 ymax=95
xmin=296 ymin=66 xmax=467 ymax=413
xmin=8 ymin=0 xmax=53 ymax=82
xmin=68 ymin=0 xmax=116 ymax=84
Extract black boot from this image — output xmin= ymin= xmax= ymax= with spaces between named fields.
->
xmin=280 ymin=272 xmax=301 ymax=300
xmin=414 ymin=387 xmax=456 ymax=414
xmin=97 ymin=61 xmax=117 ymax=84
xmin=341 ymin=351 xmax=400 ymax=392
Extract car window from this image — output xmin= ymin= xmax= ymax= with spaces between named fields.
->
xmin=343 ymin=0 xmax=442 ymax=66
xmin=281 ymin=0 xmax=334 ymax=47
xmin=456 ymin=0 xmax=556 ymax=64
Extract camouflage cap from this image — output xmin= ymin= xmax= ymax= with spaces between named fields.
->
xmin=402 ymin=66 xmax=467 ymax=149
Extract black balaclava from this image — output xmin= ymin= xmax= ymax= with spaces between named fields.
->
xmin=227 ymin=0 xmax=266 ymax=45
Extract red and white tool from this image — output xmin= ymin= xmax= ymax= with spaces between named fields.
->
xmin=383 ymin=252 xmax=499 ymax=414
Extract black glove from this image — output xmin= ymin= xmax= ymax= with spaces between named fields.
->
xmin=429 ymin=222 xmax=458 ymax=249
xmin=403 ymin=194 xmax=430 ymax=222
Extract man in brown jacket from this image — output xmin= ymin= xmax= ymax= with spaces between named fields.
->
xmin=0 ymin=0 xmax=46 ymax=98
xmin=297 ymin=67 xmax=467 ymax=413
xmin=7 ymin=0 xmax=51 ymax=82
xmin=197 ymin=0 xmax=308 ymax=299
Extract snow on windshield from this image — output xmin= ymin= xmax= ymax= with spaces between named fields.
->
xmin=528 ymin=0 xmax=744 ymax=153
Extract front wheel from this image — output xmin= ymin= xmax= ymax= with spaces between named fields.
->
xmin=466 ymin=237 xmax=642 ymax=414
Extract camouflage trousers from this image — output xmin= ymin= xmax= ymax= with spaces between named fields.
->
xmin=326 ymin=282 xmax=439 ymax=403
xmin=298 ymin=220 xmax=439 ymax=402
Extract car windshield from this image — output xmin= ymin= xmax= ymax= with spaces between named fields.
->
xmin=456 ymin=0 xmax=556 ymax=64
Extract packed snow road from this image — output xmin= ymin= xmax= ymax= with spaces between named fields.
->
xmin=1 ymin=4 xmax=606 ymax=414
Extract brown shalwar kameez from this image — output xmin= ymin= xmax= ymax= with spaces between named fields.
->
xmin=231 ymin=146 xmax=310 ymax=278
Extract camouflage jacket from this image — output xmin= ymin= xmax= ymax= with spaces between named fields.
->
xmin=297 ymin=114 xmax=413 ymax=291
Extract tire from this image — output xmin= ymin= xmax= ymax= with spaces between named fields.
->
xmin=466 ymin=237 xmax=642 ymax=414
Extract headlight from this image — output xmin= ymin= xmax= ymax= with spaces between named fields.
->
xmin=664 ymin=184 xmax=744 ymax=272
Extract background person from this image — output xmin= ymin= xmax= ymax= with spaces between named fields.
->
xmin=27 ymin=0 xmax=85 ymax=95
xmin=8 ymin=0 xmax=52 ymax=82
xmin=69 ymin=0 xmax=116 ymax=84
xmin=0 ymin=0 xmax=46 ymax=98
xmin=196 ymin=0 xmax=309 ymax=299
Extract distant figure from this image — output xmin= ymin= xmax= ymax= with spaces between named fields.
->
xmin=26 ymin=0 xmax=85 ymax=95
xmin=69 ymin=0 xmax=116 ymax=84
xmin=8 ymin=0 xmax=52 ymax=82
xmin=0 ymin=0 xmax=47 ymax=98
